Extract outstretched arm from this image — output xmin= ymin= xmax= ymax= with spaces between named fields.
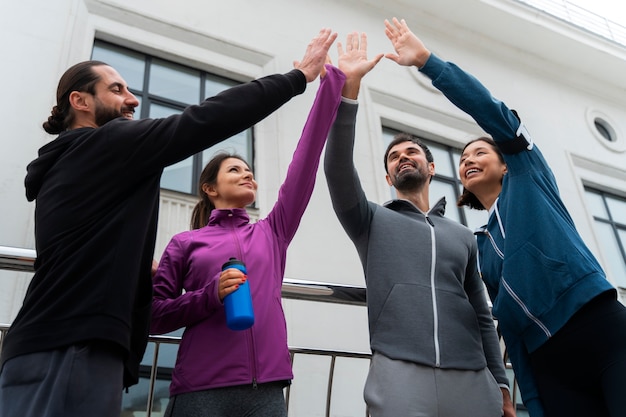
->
xmin=324 ymin=32 xmax=382 ymax=240
xmin=384 ymin=18 xmax=522 ymax=147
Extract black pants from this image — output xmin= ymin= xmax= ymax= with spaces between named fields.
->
xmin=530 ymin=292 xmax=626 ymax=417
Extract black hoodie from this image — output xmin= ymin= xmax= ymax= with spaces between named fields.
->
xmin=3 ymin=69 xmax=306 ymax=387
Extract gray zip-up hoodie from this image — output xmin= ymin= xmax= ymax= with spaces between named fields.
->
xmin=324 ymin=101 xmax=508 ymax=386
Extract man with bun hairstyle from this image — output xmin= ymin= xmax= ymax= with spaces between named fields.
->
xmin=0 ymin=28 xmax=337 ymax=417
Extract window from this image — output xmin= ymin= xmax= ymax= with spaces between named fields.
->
xmin=594 ymin=118 xmax=615 ymax=142
xmin=91 ymin=40 xmax=253 ymax=195
xmin=382 ymin=128 xmax=488 ymax=230
xmin=584 ymin=188 xmax=626 ymax=287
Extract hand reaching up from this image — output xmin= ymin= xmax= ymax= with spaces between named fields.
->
xmin=336 ymin=32 xmax=384 ymax=99
xmin=384 ymin=18 xmax=431 ymax=69
xmin=294 ymin=28 xmax=338 ymax=82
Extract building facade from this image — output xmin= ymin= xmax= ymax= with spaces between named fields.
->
xmin=1 ymin=0 xmax=625 ymax=415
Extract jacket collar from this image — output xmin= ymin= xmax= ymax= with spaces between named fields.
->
xmin=383 ymin=196 xmax=447 ymax=217
xmin=207 ymin=208 xmax=250 ymax=227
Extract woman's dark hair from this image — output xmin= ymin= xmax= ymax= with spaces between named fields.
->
xmin=190 ymin=152 xmax=250 ymax=230
xmin=457 ymin=137 xmax=505 ymax=210
xmin=43 ymin=60 xmax=108 ymax=134
xmin=383 ymin=132 xmax=434 ymax=173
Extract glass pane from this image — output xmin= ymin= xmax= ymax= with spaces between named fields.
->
xmin=381 ymin=128 xmax=394 ymax=147
xmin=123 ymin=329 xmax=183 ymax=414
xmin=205 ymin=73 xmax=238 ymax=99
xmin=150 ymin=103 xmax=193 ymax=193
xmin=149 ymin=102 xmax=181 ymax=119
xmin=149 ymin=378 xmax=171 ymax=414
xmin=202 ymin=130 xmax=252 ymax=167
xmin=134 ymin=97 xmax=142 ymax=120
xmin=150 ymin=58 xmax=200 ymax=104
xmin=121 ymin=375 xmax=151 ymax=414
xmin=584 ymin=189 xmax=608 ymax=219
xmin=430 ymin=180 xmax=460 ymax=223
xmin=91 ymin=42 xmax=145 ymax=91
xmin=329 ymin=357 xmax=369 ymax=416
xmin=289 ymin=354 xmax=331 ymax=416
xmin=606 ymin=195 xmax=626 ymax=225
xmin=429 ymin=142 xmax=454 ymax=177
xmin=452 ymin=149 xmax=462 ymax=170
xmin=161 ymin=158 xmax=193 ymax=194
xmin=595 ymin=222 xmax=626 ymax=287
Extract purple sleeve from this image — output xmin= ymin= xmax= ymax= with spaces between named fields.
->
xmin=266 ymin=65 xmax=345 ymax=244
xmin=150 ymin=235 xmax=221 ymax=334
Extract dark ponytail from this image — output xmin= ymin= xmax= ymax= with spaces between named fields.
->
xmin=43 ymin=60 xmax=108 ymax=134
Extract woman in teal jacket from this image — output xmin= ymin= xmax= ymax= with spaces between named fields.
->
xmin=385 ymin=17 xmax=626 ymax=417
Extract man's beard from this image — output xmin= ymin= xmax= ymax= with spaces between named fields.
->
xmin=390 ymin=166 xmax=429 ymax=192
xmin=95 ymin=105 xmax=123 ymax=127
xmin=93 ymin=98 xmax=133 ymax=127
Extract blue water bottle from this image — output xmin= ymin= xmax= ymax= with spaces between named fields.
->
xmin=222 ymin=257 xmax=255 ymax=330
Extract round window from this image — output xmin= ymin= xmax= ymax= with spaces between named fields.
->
xmin=594 ymin=118 xmax=615 ymax=142
xmin=586 ymin=109 xmax=625 ymax=152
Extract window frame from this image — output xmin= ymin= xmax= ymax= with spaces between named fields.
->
xmin=584 ymin=187 xmax=626 ymax=287
xmin=91 ymin=39 xmax=255 ymax=195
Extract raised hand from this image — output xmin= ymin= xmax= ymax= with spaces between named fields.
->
xmin=294 ymin=28 xmax=338 ymax=82
xmin=337 ymin=32 xmax=384 ymax=99
xmin=384 ymin=18 xmax=431 ymax=68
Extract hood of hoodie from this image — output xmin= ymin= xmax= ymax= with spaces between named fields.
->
xmin=383 ymin=195 xmax=447 ymax=217
xmin=25 ymin=128 xmax=92 ymax=201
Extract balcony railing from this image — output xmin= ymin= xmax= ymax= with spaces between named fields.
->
xmin=0 ymin=245 xmax=371 ymax=416
xmin=0 ymin=245 xmax=522 ymax=416
xmin=517 ymin=0 xmax=626 ymax=46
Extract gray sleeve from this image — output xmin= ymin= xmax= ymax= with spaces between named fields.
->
xmin=323 ymin=101 xmax=372 ymax=242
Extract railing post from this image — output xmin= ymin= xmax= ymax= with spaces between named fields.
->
xmin=146 ymin=341 xmax=160 ymax=417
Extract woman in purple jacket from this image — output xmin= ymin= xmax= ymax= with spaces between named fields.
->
xmin=150 ymin=33 xmax=381 ymax=417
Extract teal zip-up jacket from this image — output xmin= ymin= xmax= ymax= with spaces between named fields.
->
xmin=420 ymin=54 xmax=615 ymax=416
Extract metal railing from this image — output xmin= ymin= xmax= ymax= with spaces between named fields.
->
xmin=0 ymin=245 xmax=370 ymax=416
xmin=0 ymin=245 xmax=520 ymax=416
xmin=516 ymin=0 xmax=626 ymax=46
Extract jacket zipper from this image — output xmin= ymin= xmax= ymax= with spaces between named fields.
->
xmin=228 ymin=213 xmax=259 ymax=385
xmin=501 ymin=279 xmax=552 ymax=338
xmin=425 ymin=215 xmax=440 ymax=367
xmin=482 ymin=230 xmax=552 ymax=338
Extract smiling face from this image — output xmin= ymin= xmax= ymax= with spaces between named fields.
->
xmin=91 ymin=65 xmax=138 ymax=124
xmin=385 ymin=140 xmax=434 ymax=191
xmin=204 ymin=157 xmax=257 ymax=209
xmin=459 ymin=139 xmax=507 ymax=197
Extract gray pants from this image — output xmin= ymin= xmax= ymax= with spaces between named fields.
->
xmin=0 ymin=342 xmax=124 ymax=417
xmin=364 ymin=352 xmax=503 ymax=417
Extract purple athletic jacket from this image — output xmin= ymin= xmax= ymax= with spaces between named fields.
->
xmin=151 ymin=66 xmax=345 ymax=395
